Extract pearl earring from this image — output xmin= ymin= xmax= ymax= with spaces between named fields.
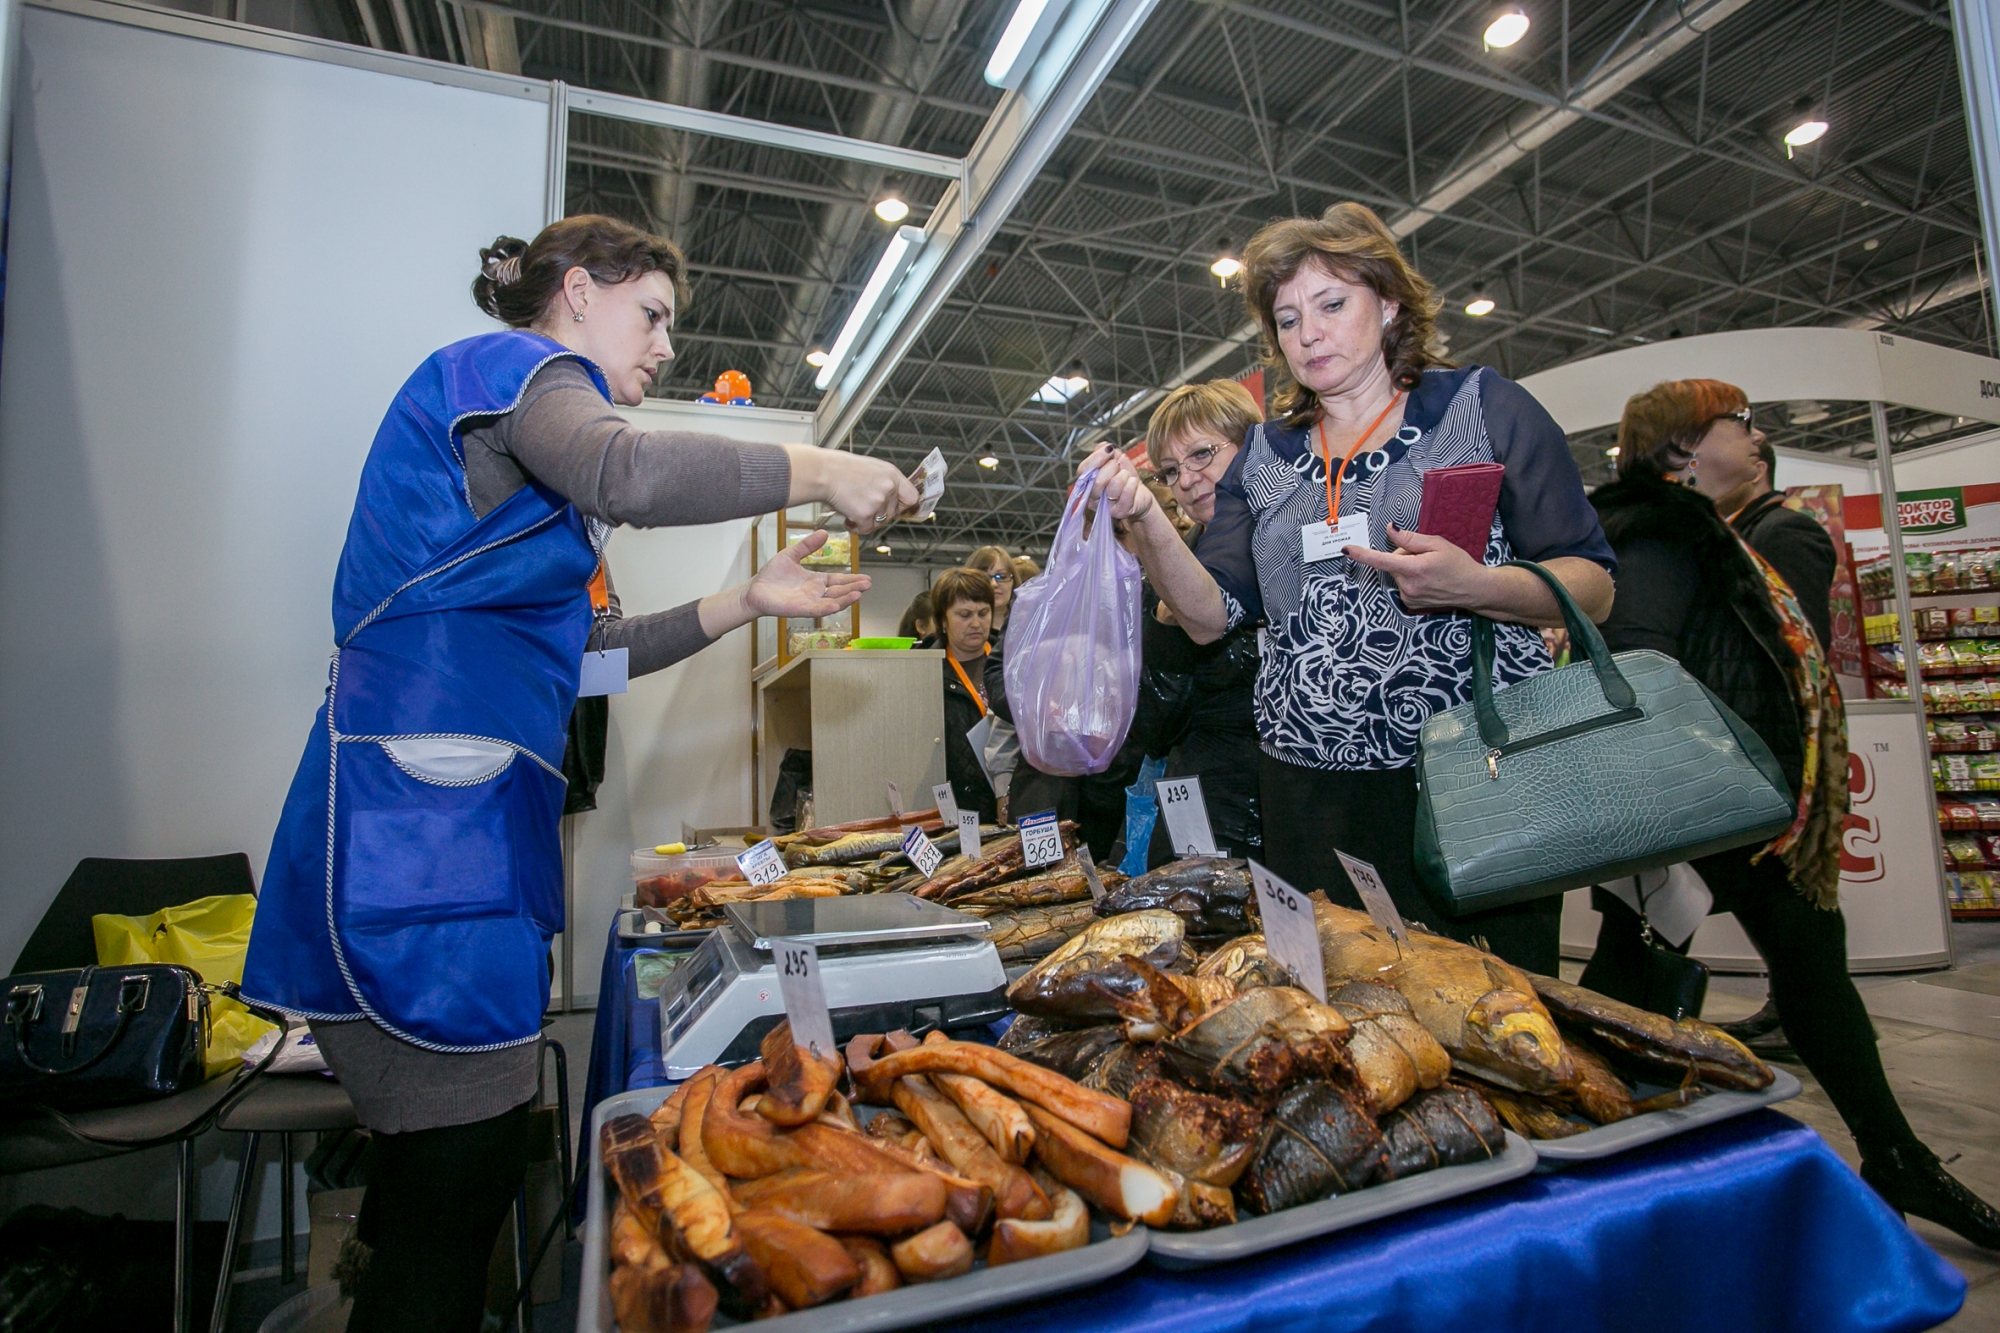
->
xmin=573 ymin=310 xmax=585 ymax=323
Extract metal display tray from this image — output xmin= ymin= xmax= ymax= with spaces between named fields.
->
xmin=580 ymin=1086 xmax=1150 ymax=1333
xmin=1144 ymin=1130 xmax=1537 ymax=1270
xmin=617 ymin=893 xmax=714 ymax=947
xmin=1529 ymin=1068 xmax=1802 ymax=1166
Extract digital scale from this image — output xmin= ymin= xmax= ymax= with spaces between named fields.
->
xmin=655 ymin=894 xmax=1010 ymax=1079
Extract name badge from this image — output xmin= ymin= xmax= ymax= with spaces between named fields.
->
xmin=578 ymin=648 xmax=629 ymax=696
xmin=1301 ymin=513 xmax=1369 ymax=563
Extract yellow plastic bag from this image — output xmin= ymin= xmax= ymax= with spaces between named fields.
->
xmin=93 ymin=894 xmax=275 ymax=1078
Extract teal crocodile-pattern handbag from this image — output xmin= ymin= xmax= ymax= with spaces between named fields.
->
xmin=1413 ymin=561 xmax=1798 ymax=915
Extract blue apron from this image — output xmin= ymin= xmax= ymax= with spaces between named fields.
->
xmin=243 ymin=330 xmax=607 ymax=1051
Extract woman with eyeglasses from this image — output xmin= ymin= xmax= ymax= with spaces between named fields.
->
xmin=1077 ymin=203 xmax=1613 ymax=972
xmin=1583 ymin=378 xmax=2000 ymax=1250
xmin=968 ymin=545 xmax=1019 ymax=652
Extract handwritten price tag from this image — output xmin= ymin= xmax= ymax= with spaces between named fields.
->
xmin=1336 ymin=851 xmax=1407 ymax=946
xmin=886 ymin=782 xmax=904 ymax=818
xmin=1076 ymin=845 xmax=1106 ymax=902
xmin=932 ymin=782 xmax=959 ymax=825
xmin=773 ymin=937 xmax=835 ymax=1058
xmin=902 ymin=825 xmax=944 ymax=879
xmin=736 ymin=839 xmax=788 ymax=887
xmin=1156 ymin=776 xmax=1219 ymax=856
xmin=958 ymin=809 xmax=982 ymax=861
xmin=1019 ymin=811 xmax=1063 ymax=869
xmin=1249 ymin=860 xmax=1326 ymax=1002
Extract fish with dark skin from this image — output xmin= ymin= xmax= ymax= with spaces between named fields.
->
xmin=1161 ymin=986 xmax=1353 ymax=1097
xmin=1001 ymin=1025 xmax=1126 ymax=1081
xmin=979 ymin=901 xmax=1103 ymax=962
xmin=946 ymin=861 xmax=1093 ymax=911
xmin=1097 ymin=858 xmax=1259 ymax=938
xmin=1006 ymin=910 xmax=1188 ymax=1023
xmin=1238 ymin=1081 xmax=1390 ymax=1214
xmin=1377 ymin=1085 xmax=1506 ymax=1179
xmin=1528 ymin=972 xmax=1775 ymax=1091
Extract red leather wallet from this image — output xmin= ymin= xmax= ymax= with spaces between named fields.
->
xmin=1416 ymin=462 xmax=1505 ymax=560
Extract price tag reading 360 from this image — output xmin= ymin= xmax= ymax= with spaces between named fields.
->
xmin=1248 ymin=860 xmax=1327 ymax=1002
xmin=902 ymin=825 xmax=944 ymax=879
xmin=773 ymin=937 xmax=835 ymax=1058
xmin=1019 ymin=811 xmax=1064 ymax=869
xmin=736 ymin=839 xmax=788 ymax=887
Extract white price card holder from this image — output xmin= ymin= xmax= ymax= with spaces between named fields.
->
xmin=1076 ymin=846 xmax=1107 ymax=902
xmin=736 ymin=838 xmax=788 ymax=887
xmin=1019 ymin=810 xmax=1064 ymax=869
xmin=1156 ymin=776 xmax=1219 ymax=856
xmin=1336 ymin=850 xmax=1407 ymax=949
xmin=902 ymin=825 xmax=944 ymax=879
xmin=958 ymin=809 xmax=982 ymax=861
xmin=932 ymin=782 xmax=959 ymax=825
xmin=887 ymin=782 xmax=904 ymax=818
xmin=1249 ymin=860 xmax=1327 ymax=1002
xmin=773 ymin=937 xmax=836 ymax=1059
xmin=577 ymin=647 xmax=629 ymax=696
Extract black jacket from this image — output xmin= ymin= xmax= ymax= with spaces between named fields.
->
xmin=932 ymin=642 xmax=1005 ymax=824
xmin=1133 ymin=593 xmax=1263 ymax=859
xmin=1731 ymin=490 xmax=1837 ymax=651
xmin=1591 ymin=476 xmax=1804 ymax=795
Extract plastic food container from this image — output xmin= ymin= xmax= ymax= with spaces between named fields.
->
xmin=849 ymin=636 xmax=919 ymax=649
xmin=630 ymin=846 xmax=739 ymax=906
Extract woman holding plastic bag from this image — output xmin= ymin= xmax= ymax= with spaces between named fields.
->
xmin=1078 ymin=203 xmax=1614 ymax=973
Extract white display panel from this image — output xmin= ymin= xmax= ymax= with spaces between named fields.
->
xmin=0 ymin=4 xmax=548 ymax=967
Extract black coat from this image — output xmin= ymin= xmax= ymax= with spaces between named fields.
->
xmin=933 ymin=642 xmax=1004 ymax=823
xmin=1731 ymin=490 xmax=1837 ymax=652
xmin=1133 ymin=595 xmax=1263 ymax=860
xmin=1591 ymin=475 xmax=1804 ymax=795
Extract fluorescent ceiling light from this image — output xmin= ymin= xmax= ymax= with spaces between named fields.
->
xmin=1783 ymin=117 xmax=1828 ymax=156
xmin=874 ymin=196 xmax=910 ymax=223
xmin=1464 ymin=296 xmax=1496 ymax=317
xmin=804 ymin=349 xmax=829 ymax=367
xmin=1606 ymin=446 xmax=1621 ymax=457
xmin=979 ymin=455 xmax=999 ymax=468
xmin=815 ymin=225 xmax=927 ymax=391
xmin=1210 ymin=255 xmax=1243 ymax=281
xmin=876 ymin=544 xmax=892 ymax=554
xmin=985 ymin=0 xmax=1072 ymax=90
xmin=1483 ymin=8 xmax=1528 ymax=48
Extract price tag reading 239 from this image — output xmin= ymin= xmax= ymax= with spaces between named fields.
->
xmin=772 ymin=937 xmax=836 ymax=1058
xmin=1248 ymin=860 xmax=1327 ymax=1002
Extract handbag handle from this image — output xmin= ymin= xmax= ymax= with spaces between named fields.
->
xmin=5 ymin=968 xmax=152 ymax=1079
xmin=1470 ymin=559 xmax=1635 ymax=750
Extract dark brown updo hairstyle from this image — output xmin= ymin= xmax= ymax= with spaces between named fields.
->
xmin=1241 ymin=201 xmax=1448 ymax=430
xmin=1614 ymin=379 xmax=1750 ymax=482
xmin=472 ymin=214 xmax=688 ymax=328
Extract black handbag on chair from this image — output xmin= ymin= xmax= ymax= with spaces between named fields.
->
xmin=1 ymin=963 xmax=209 ymax=1110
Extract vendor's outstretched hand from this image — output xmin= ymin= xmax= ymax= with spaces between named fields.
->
xmin=1344 ymin=525 xmax=1488 ymax=612
xmin=746 ymin=530 xmax=871 ymax=618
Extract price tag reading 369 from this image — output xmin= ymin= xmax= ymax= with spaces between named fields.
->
xmin=1248 ymin=860 xmax=1327 ymax=1002
xmin=736 ymin=839 xmax=788 ymax=887
xmin=773 ymin=937 xmax=835 ymax=1058
xmin=1019 ymin=811 xmax=1064 ymax=869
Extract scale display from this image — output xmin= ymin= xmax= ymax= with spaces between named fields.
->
xmin=656 ymin=893 xmax=1009 ymax=1078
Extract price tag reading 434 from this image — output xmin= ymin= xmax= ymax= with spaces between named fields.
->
xmin=773 ymin=937 xmax=835 ymax=1059
xmin=1248 ymin=860 xmax=1326 ymax=1002
xmin=736 ymin=839 xmax=788 ymax=887
xmin=901 ymin=825 xmax=944 ymax=879
xmin=1019 ymin=811 xmax=1064 ymax=869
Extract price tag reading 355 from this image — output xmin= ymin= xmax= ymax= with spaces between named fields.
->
xmin=902 ymin=825 xmax=945 ymax=879
xmin=1019 ymin=811 xmax=1064 ymax=869
xmin=1248 ymin=860 xmax=1327 ymax=1002
xmin=736 ymin=839 xmax=788 ymax=887
xmin=957 ymin=809 xmax=982 ymax=861
xmin=773 ymin=937 xmax=835 ymax=1058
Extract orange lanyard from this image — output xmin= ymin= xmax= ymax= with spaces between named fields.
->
xmin=1319 ymin=391 xmax=1406 ymax=525
xmin=949 ymin=647 xmax=989 ymax=717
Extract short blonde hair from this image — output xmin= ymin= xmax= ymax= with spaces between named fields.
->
xmin=967 ymin=546 xmax=1013 ymax=578
xmin=1243 ymin=202 xmax=1448 ymax=430
xmin=1144 ymin=379 xmax=1263 ymax=471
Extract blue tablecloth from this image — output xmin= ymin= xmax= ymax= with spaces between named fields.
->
xmin=578 ymin=923 xmax=1966 ymax=1332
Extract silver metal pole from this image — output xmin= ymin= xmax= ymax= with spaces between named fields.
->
xmin=1872 ymin=400 xmax=1958 ymax=967
xmin=1952 ymin=0 xmax=2000 ymax=330
xmin=544 ymin=78 xmax=568 ymax=227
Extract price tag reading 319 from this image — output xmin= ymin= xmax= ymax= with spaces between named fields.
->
xmin=773 ymin=937 xmax=835 ymax=1058
xmin=736 ymin=839 xmax=788 ymax=887
xmin=1248 ymin=860 xmax=1327 ymax=1002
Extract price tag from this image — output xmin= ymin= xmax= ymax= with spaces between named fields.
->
xmin=1076 ymin=845 xmax=1106 ymax=902
xmin=887 ymin=782 xmax=904 ymax=818
xmin=957 ymin=808 xmax=982 ymax=861
xmin=1155 ymin=776 xmax=1219 ymax=857
xmin=902 ymin=825 xmax=944 ymax=879
xmin=1019 ymin=810 xmax=1063 ymax=869
xmin=1336 ymin=850 xmax=1408 ymax=946
xmin=736 ymin=838 xmax=787 ymax=887
xmin=1248 ymin=860 xmax=1326 ymax=1002
xmin=932 ymin=782 xmax=959 ymax=825
xmin=773 ymin=938 xmax=836 ymax=1059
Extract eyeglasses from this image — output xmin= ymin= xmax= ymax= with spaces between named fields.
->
xmin=1158 ymin=445 xmax=1222 ymax=488
xmin=989 ymin=570 xmax=1014 ymax=584
xmin=1662 ymin=408 xmax=1752 ymax=465
xmin=1714 ymin=407 xmax=1754 ymax=432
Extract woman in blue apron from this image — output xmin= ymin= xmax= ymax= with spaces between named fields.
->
xmin=241 ymin=214 xmax=914 ymax=1331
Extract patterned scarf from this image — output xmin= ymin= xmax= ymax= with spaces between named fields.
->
xmin=1738 ymin=537 xmax=1848 ymax=909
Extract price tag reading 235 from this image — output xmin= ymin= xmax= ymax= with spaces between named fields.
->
xmin=773 ymin=937 xmax=836 ymax=1058
xmin=1249 ymin=860 xmax=1327 ymax=1002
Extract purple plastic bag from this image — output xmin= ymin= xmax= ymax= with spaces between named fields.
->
xmin=1003 ymin=470 xmax=1143 ymax=776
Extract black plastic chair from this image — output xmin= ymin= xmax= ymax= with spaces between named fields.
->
xmin=1 ymin=853 xmax=259 ymax=1333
